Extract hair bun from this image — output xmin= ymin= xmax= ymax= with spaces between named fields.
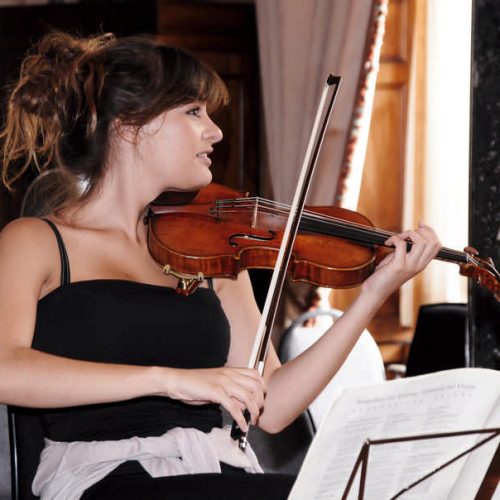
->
xmin=40 ymin=31 xmax=86 ymax=63
xmin=12 ymin=34 xmax=79 ymax=118
xmin=0 ymin=31 xmax=115 ymax=192
xmin=14 ymin=32 xmax=112 ymax=118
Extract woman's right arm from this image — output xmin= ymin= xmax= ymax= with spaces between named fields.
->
xmin=0 ymin=219 xmax=263 ymax=431
xmin=0 ymin=218 xmax=174 ymax=408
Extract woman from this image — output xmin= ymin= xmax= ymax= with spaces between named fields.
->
xmin=0 ymin=32 xmax=441 ymax=499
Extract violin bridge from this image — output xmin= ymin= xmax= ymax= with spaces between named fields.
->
xmin=162 ymin=265 xmax=204 ymax=296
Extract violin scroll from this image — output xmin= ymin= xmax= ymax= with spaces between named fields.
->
xmin=459 ymin=246 xmax=500 ymax=302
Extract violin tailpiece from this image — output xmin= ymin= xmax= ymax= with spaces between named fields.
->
xmin=162 ymin=265 xmax=204 ymax=296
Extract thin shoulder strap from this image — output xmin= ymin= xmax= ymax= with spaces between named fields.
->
xmin=42 ymin=219 xmax=71 ymax=286
xmin=207 ymin=278 xmax=214 ymax=290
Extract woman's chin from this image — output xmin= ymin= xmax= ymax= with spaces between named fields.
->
xmin=191 ymin=171 xmax=213 ymax=189
xmin=164 ymin=174 xmax=212 ymax=193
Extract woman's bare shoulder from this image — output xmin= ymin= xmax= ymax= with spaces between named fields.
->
xmin=0 ymin=218 xmax=59 ymax=292
xmin=0 ymin=217 xmax=55 ymax=247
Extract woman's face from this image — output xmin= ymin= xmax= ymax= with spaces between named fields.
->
xmin=136 ymin=101 xmax=223 ymax=192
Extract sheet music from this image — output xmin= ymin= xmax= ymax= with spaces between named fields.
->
xmin=288 ymin=368 xmax=500 ymax=500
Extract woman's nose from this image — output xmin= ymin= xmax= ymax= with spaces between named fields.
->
xmin=205 ymin=118 xmax=223 ymax=144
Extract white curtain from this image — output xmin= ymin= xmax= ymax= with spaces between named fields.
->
xmin=401 ymin=0 xmax=470 ymax=325
xmin=255 ymin=0 xmax=374 ymax=205
xmin=422 ymin=0 xmax=470 ymax=304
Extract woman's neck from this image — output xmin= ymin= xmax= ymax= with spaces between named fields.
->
xmin=59 ymin=163 xmax=159 ymax=241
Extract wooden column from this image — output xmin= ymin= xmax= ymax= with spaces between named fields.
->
xmin=469 ymin=0 xmax=500 ymax=369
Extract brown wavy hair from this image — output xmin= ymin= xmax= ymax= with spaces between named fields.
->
xmin=1 ymin=31 xmax=228 ymax=212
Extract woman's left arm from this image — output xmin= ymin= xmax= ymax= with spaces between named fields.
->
xmin=218 ymin=223 xmax=441 ymax=433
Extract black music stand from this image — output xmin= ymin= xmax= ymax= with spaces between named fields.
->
xmin=342 ymin=428 xmax=500 ymax=500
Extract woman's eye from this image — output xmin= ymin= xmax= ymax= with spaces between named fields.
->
xmin=187 ymin=107 xmax=201 ymax=117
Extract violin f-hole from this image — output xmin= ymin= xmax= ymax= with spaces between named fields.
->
xmin=228 ymin=230 xmax=276 ymax=247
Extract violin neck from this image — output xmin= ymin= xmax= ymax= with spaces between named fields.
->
xmin=299 ymin=217 xmax=468 ymax=265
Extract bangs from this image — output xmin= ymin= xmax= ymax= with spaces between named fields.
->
xmin=158 ymin=46 xmax=230 ymax=114
xmin=194 ymin=67 xmax=229 ymax=113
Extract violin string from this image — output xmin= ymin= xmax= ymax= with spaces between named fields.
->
xmin=217 ymin=198 xmax=397 ymax=244
xmin=217 ymin=199 xmax=393 ymax=250
xmin=228 ymin=196 xmax=385 ymax=247
xmin=223 ymin=198 xmax=395 ymax=239
xmin=239 ymin=197 xmax=425 ymax=243
xmin=208 ymin=200 xmax=498 ymax=284
xmin=217 ymin=197 xmax=391 ymax=238
xmin=217 ymin=198 xmax=404 ymax=245
xmin=214 ymin=197 xmax=469 ymax=263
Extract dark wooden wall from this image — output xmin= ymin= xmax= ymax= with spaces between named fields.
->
xmin=0 ymin=1 xmax=154 ymax=227
xmin=156 ymin=0 xmax=260 ymax=195
xmin=0 ymin=0 xmax=260 ymax=228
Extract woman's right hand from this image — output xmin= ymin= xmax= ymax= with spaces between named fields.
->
xmin=162 ymin=367 xmax=266 ymax=432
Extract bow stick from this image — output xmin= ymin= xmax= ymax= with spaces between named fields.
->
xmin=230 ymin=74 xmax=341 ymax=450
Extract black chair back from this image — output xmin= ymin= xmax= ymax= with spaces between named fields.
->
xmin=8 ymin=406 xmax=45 ymax=500
xmin=405 ymin=303 xmax=467 ymax=377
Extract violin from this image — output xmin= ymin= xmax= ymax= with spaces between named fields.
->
xmin=147 ymin=182 xmax=500 ymax=301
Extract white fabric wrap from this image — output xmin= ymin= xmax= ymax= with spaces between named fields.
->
xmin=32 ymin=426 xmax=263 ymax=500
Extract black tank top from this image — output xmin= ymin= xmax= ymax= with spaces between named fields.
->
xmin=32 ymin=219 xmax=231 ymax=442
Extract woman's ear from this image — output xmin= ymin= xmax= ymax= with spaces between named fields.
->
xmin=113 ymin=119 xmax=140 ymax=145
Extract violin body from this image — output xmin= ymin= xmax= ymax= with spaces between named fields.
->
xmin=148 ymin=183 xmax=379 ymax=288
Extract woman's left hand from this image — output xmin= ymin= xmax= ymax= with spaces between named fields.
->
xmin=361 ymin=222 xmax=441 ymax=299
